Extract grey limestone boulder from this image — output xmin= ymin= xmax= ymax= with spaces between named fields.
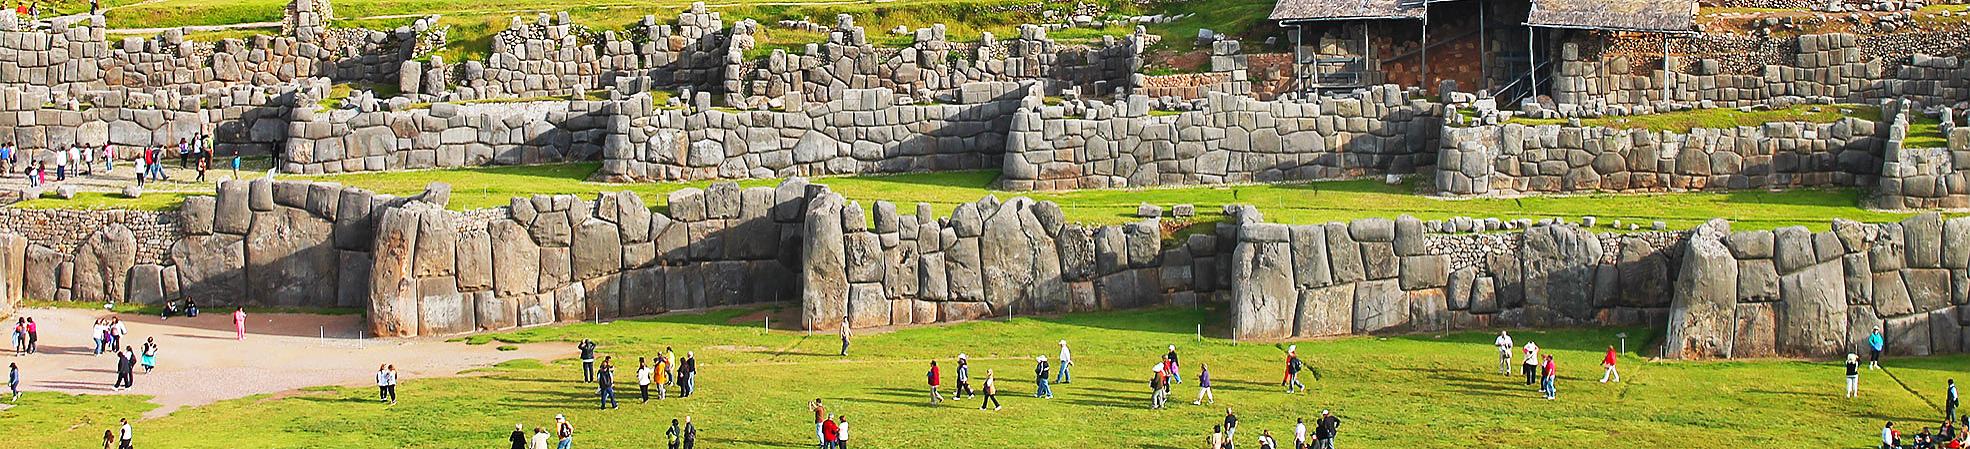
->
xmin=1666 ymin=219 xmax=1737 ymax=359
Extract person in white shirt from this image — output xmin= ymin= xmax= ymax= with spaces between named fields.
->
xmin=637 ymin=358 xmax=654 ymax=403
xmin=1494 ymin=331 xmax=1514 ymax=376
xmin=837 ymin=415 xmax=850 ymax=449
xmin=119 ymin=418 xmax=133 ymax=449
xmin=1294 ymin=418 xmax=1308 ymax=449
xmin=531 ymin=427 xmax=550 ymax=449
xmin=1055 ymin=340 xmax=1073 ymax=384
xmin=376 ymin=365 xmax=390 ymax=403
xmin=1521 ymin=341 xmax=1540 ymax=386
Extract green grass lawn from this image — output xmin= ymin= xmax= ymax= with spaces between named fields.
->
xmin=3 ymin=306 xmax=1959 ymax=449
xmin=1506 ymin=104 xmax=1872 ymax=132
xmin=4 ymin=162 xmax=1921 ymax=231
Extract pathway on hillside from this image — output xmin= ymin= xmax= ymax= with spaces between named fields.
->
xmin=7 ymin=307 xmax=565 ymax=418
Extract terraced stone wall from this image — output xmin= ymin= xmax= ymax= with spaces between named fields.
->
xmin=1552 ymin=33 xmax=1970 ymax=115
xmin=1435 ymin=118 xmax=1887 ymax=196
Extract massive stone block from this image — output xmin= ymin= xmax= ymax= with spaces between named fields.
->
xmin=1352 ymin=279 xmax=1407 ymax=333
xmin=1230 ymin=223 xmax=1295 ymax=339
xmin=1666 ymin=220 xmax=1737 ymax=359
xmin=73 ymin=224 xmax=136 ymax=304
xmin=1521 ymin=224 xmax=1602 ymax=325
xmin=801 ymin=193 xmax=849 ymax=330
xmin=368 ymin=205 xmax=424 ymax=337
xmin=246 ymin=209 xmax=339 ymax=307
xmin=1778 ymin=261 xmax=1849 ymax=357
xmin=490 ymin=219 xmax=540 ymax=297
xmin=1732 ymin=303 xmax=1778 ymax=358
xmin=1296 ymin=283 xmax=1355 ymax=337
xmin=979 ymin=198 xmax=1066 ymax=312
xmin=572 ymin=218 xmax=624 ymax=280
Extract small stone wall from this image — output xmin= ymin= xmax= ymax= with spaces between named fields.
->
xmin=282 ymin=99 xmax=611 ymax=174
xmin=998 ymin=85 xmax=1443 ymax=190
xmin=1668 ymin=214 xmax=1970 ymax=359
xmin=745 ymin=18 xmax=1144 ymax=106
xmin=1874 ymin=126 xmax=1970 ymax=209
xmin=595 ymin=83 xmax=1026 ymax=182
xmin=1436 ymin=118 xmax=1885 ymax=196
xmin=1551 ymin=33 xmax=1970 ymax=116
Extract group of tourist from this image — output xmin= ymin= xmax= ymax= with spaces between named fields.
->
xmin=810 ymin=400 xmax=849 ymax=449
xmin=1883 ymin=417 xmax=1970 ymax=449
xmin=0 ymin=132 xmax=247 ymax=190
xmin=585 ymin=342 xmax=698 ymax=409
xmin=1494 ymin=331 xmax=1618 ymax=401
xmin=10 ymin=316 xmax=38 ymax=355
xmin=374 ymin=364 xmax=399 ymax=404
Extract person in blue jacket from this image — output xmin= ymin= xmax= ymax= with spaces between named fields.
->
xmin=1868 ymin=326 xmax=1884 ymax=370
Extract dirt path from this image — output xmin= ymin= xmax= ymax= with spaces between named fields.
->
xmin=6 ymin=307 xmax=565 ymax=418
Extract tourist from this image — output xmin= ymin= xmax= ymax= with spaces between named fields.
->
xmin=0 ymin=141 xmax=11 ymax=175
xmin=1522 ymin=341 xmax=1540 ymax=386
xmin=79 ymin=145 xmax=92 ymax=176
xmin=651 ymin=355 xmax=668 ymax=400
xmin=139 ymin=337 xmax=157 ymax=373
xmin=597 ymin=357 xmax=618 ymax=409
xmin=13 ymin=318 xmax=26 ymax=356
xmin=577 ymin=339 xmax=597 ymax=382
xmin=927 ymin=360 xmax=943 ymax=403
xmin=1599 ymin=345 xmax=1619 ymax=383
xmin=1150 ymin=364 xmax=1166 ymax=409
xmin=1166 ymin=345 xmax=1181 ymax=384
xmin=1194 ymin=362 xmax=1214 ymax=405
xmin=1494 ymin=331 xmax=1514 ymax=375
xmin=101 ymin=144 xmax=112 ymax=173
xmin=8 ymin=362 xmax=19 ymax=402
xmin=681 ymin=416 xmax=696 ymax=449
xmin=161 ymin=300 xmax=178 ymax=320
xmin=102 ymin=429 xmax=114 ymax=449
xmin=1034 ymin=355 xmax=1052 ymax=399
xmin=809 ymin=398 xmax=827 ymax=447
xmin=679 ymin=351 xmax=697 ymax=397
xmin=510 ymin=424 xmax=527 ymax=449
xmin=1055 ymin=340 xmax=1072 ymax=384
xmin=838 ymin=317 xmax=851 ymax=357
xmin=1870 ymin=326 xmax=1885 ymax=370
xmin=92 ymin=318 xmax=107 ymax=355
xmin=133 ymin=153 xmax=145 ymax=186
xmin=555 ymin=414 xmax=574 ymax=449
xmin=53 ymin=143 xmax=66 ymax=181
xmin=1285 ymin=346 xmax=1306 ymax=394
xmin=1209 ymin=425 xmax=1224 ymax=449
xmin=110 ymin=318 xmax=126 ymax=349
xmin=979 ymin=369 xmax=1000 ymax=410
xmin=230 ymin=149 xmax=241 ymax=179
xmin=375 ymin=364 xmax=391 ymax=403
xmin=1259 ymin=430 xmax=1279 ymax=449
xmin=836 ymin=415 xmax=849 ymax=449
xmin=195 ymin=153 xmax=207 ymax=183
xmin=113 ymin=346 xmax=134 ymax=390
xmin=177 ymin=138 xmax=189 ymax=169
xmin=1847 ymin=353 xmax=1861 ymax=398
xmin=1951 ymin=379 xmax=1961 ymax=423
xmin=637 ymin=358 xmax=653 ymax=403
xmin=1887 ymin=421 xmax=1901 ymax=449
xmin=1294 ymin=418 xmax=1308 ymax=449
xmin=1224 ymin=407 xmax=1239 ymax=443
xmin=532 ymin=427 xmax=549 ymax=449
xmin=821 ymin=415 xmax=839 ymax=449
xmin=954 ymin=354 xmax=971 ymax=399
xmin=185 ymin=300 xmax=198 ymax=317
xmin=662 ymin=347 xmax=677 ymax=388
xmin=1541 ymin=354 xmax=1558 ymax=400
xmin=23 ymin=317 xmax=34 ymax=354
xmin=666 ymin=419 xmax=681 ymax=449
xmin=1314 ymin=410 xmax=1340 ymax=449
xmin=233 ymin=308 xmax=246 ymax=340
xmin=118 ymin=418 xmax=133 ymax=449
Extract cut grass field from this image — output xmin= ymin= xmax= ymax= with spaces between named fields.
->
xmin=3 ymin=306 xmax=1959 ymax=449
xmin=7 ymin=162 xmax=1921 ymax=231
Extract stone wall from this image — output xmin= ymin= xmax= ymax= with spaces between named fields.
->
xmin=1436 ymin=117 xmax=1886 ymax=196
xmin=745 ymin=17 xmax=1144 ymax=106
xmin=595 ymin=83 xmax=1026 ymax=182
xmin=1229 ymin=213 xmax=1679 ymax=339
xmin=282 ymin=99 xmax=611 ymax=174
xmin=1873 ymin=124 xmax=1970 ymax=209
xmin=368 ymin=180 xmax=809 ymax=336
xmin=798 ymin=190 xmax=1199 ymax=330
xmin=1551 ymin=33 xmax=1970 ymax=116
xmin=998 ymin=85 xmax=1443 ymax=190
xmin=1667 ymin=214 xmax=1970 ymax=359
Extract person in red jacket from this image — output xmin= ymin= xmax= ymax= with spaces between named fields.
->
xmin=928 ymin=361 xmax=943 ymax=404
xmin=1600 ymin=346 xmax=1620 ymax=383
xmin=1541 ymin=355 xmax=1558 ymax=400
xmin=821 ymin=415 xmax=840 ymax=449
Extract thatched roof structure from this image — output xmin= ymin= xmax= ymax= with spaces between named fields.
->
xmin=1525 ymin=0 xmax=1697 ymax=32
xmin=1269 ymin=0 xmax=1427 ymax=22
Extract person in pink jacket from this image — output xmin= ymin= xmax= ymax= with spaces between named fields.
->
xmin=233 ymin=308 xmax=246 ymax=340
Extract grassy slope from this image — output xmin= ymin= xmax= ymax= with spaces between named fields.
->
xmin=2 ymin=307 xmax=1957 ymax=449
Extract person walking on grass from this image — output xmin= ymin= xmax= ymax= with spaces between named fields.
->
xmin=1314 ymin=410 xmax=1340 ymax=449
xmin=663 ymin=347 xmax=677 ymax=388
xmin=927 ymin=360 xmax=943 ymax=403
xmin=118 ymin=418 xmax=133 ymax=449
xmin=9 ymin=362 xmax=20 ymax=403
xmin=1870 ymin=326 xmax=1885 ymax=370
xmin=1950 ymin=379 xmax=1960 ymax=423
xmin=954 ymin=354 xmax=972 ymax=400
xmin=1223 ymin=407 xmax=1239 ymax=444
xmin=1285 ymin=346 xmax=1306 ymax=394
xmin=384 ymin=365 xmax=399 ymax=404
xmin=375 ymin=365 xmax=390 ymax=402
xmin=113 ymin=346 xmax=134 ymax=391
xmin=679 ymin=352 xmax=697 ymax=398
xmin=651 ymin=355 xmax=668 ymax=400
xmin=1885 ymin=421 xmax=1899 ymax=449
xmin=1599 ymin=345 xmax=1619 ymax=383
xmin=1166 ymin=345 xmax=1182 ymax=384
xmin=577 ymin=339 xmax=597 ymax=382
xmin=1055 ymin=340 xmax=1072 ymax=384
xmin=682 ymin=416 xmax=697 ymax=449
xmin=510 ymin=424 xmax=527 ymax=449
xmin=554 ymin=414 xmax=574 ymax=449
xmin=1521 ymin=341 xmax=1540 ymax=386
xmin=1294 ymin=418 xmax=1308 ymax=449
xmin=666 ymin=419 xmax=682 ymax=449
xmin=1259 ymin=430 xmax=1279 ymax=449
xmin=821 ymin=415 xmax=839 ymax=449
xmin=637 ymin=358 xmax=653 ymax=403
xmin=1541 ymin=355 xmax=1558 ymax=400
xmin=597 ymin=357 xmax=618 ymax=410
xmin=1846 ymin=353 xmax=1862 ymax=398
xmin=1194 ymin=362 xmax=1215 ymax=405
xmin=233 ymin=308 xmax=246 ymax=340
xmin=1150 ymin=364 xmax=1166 ymax=409
xmin=1494 ymin=331 xmax=1514 ymax=376
xmin=1209 ymin=425 xmax=1224 ymax=449
xmin=836 ymin=415 xmax=849 ymax=449
xmin=809 ymin=399 xmax=827 ymax=447
xmin=1034 ymin=355 xmax=1053 ymax=399
xmin=532 ymin=427 xmax=549 ymax=449
xmin=230 ymin=149 xmax=241 ymax=180
xmin=979 ymin=369 xmax=1001 ymax=411
xmin=838 ymin=318 xmax=851 ymax=357
xmin=139 ymin=338 xmax=157 ymax=373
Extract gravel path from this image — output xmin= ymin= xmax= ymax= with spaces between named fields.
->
xmin=6 ymin=307 xmax=565 ymax=418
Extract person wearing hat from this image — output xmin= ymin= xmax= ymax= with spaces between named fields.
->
xmin=1845 ymin=353 xmax=1861 ymax=398
xmin=1284 ymin=346 xmax=1306 ymax=394
xmin=554 ymin=415 xmax=574 ymax=449
xmin=1150 ymin=363 xmax=1168 ymax=409
xmin=979 ymin=369 xmax=1001 ymax=410
xmin=509 ymin=423 xmax=527 ymax=449
xmin=1314 ymin=410 xmax=1341 ymax=449
xmin=954 ymin=354 xmax=972 ymax=400
xmin=1034 ymin=355 xmax=1053 ymax=399
xmin=1166 ymin=345 xmax=1182 ymax=384
xmin=1494 ymin=331 xmax=1514 ymax=376
xmin=1055 ymin=340 xmax=1073 ymax=384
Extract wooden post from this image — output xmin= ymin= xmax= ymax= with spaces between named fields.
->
xmin=1661 ymin=32 xmax=1671 ymax=105
xmin=1527 ymin=26 xmax=1536 ymax=105
xmin=1479 ymin=0 xmax=1487 ymax=92
xmin=1421 ymin=0 xmax=1430 ymax=89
